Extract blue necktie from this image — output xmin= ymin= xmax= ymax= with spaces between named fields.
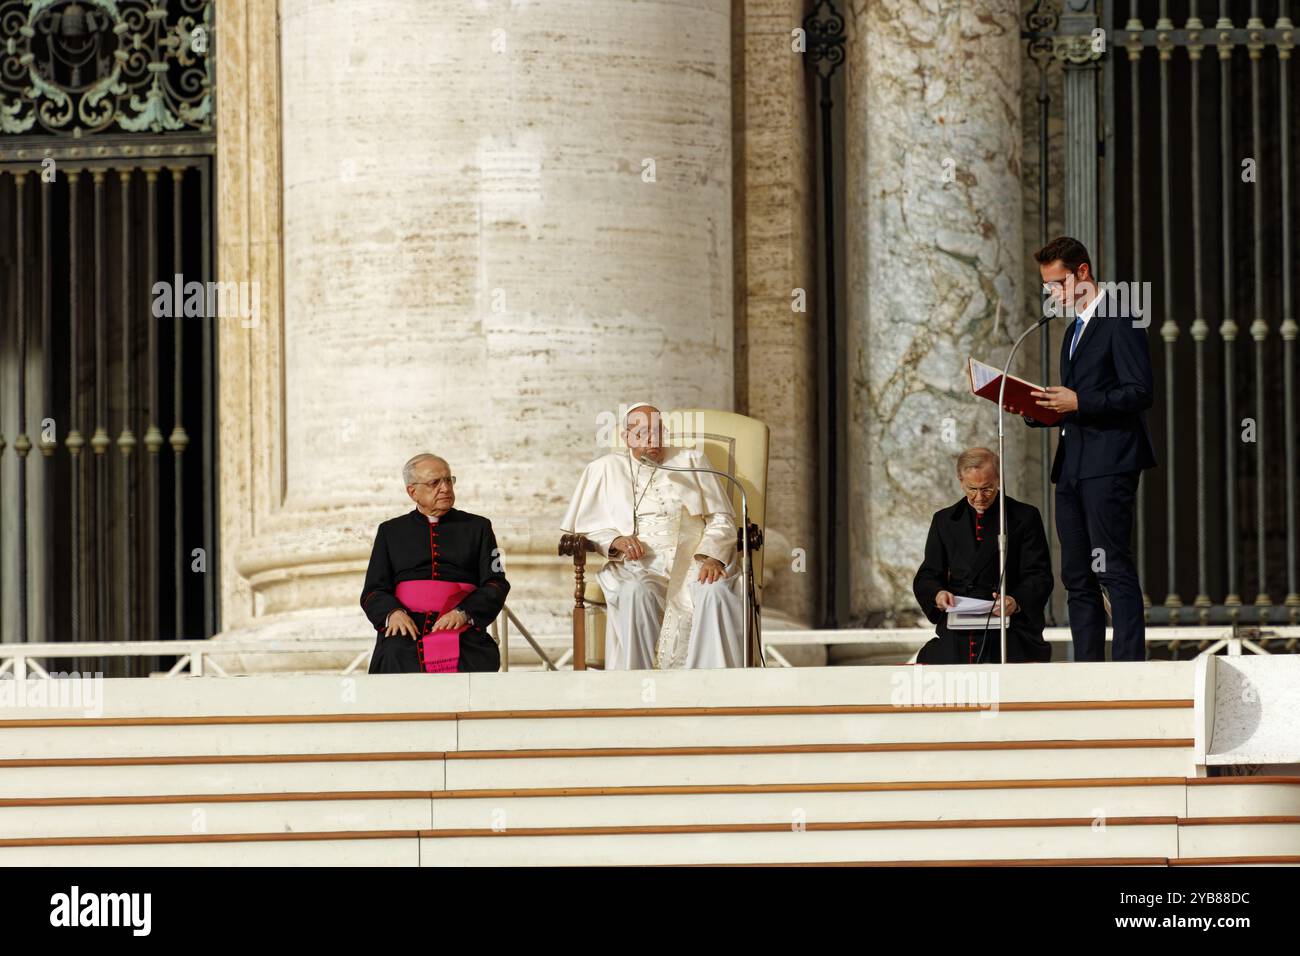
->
xmin=1068 ymin=317 xmax=1084 ymax=359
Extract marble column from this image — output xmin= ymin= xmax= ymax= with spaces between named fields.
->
xmin=215 ymin=0 xmax=734 ymax=663
xmin=845 ymin=0 xmax=1027 ymax=638
xmin=733 ymin=0 xmax=821 ymax=635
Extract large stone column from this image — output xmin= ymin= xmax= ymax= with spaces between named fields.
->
xmin=733 ymin=0 xmax=820 ymax=633
xmin=845 ymin=0 xmax=1027 ymax=635
xmin=216 ymin=0 xmax=734 ymax=656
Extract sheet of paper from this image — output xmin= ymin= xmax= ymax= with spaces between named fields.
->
xmin=949 ymin=595 xmax=995 ymax=614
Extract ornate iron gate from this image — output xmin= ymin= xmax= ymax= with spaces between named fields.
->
xmin=0 ymin=0 xmax=217 ymax=669
xmin=1024 ymin=0 xmax=1299 ymax=632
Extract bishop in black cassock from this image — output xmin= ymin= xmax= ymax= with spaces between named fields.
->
xmin=360 ymin=454 xmax=509 ymax=673
xmin=912 ymin=449 xmax=1053 ymax=664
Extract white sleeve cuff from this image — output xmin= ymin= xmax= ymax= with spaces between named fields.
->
xmin=584 ymin=528 xmax=622 ymax=557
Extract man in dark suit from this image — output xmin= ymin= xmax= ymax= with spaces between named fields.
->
xmin=913 ymin=448 xmax=1053 ymax=664
xmin=1026 ymin=236 xmax=1156 ymax=661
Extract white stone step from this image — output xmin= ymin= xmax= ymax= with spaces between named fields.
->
xmin=0 ymin=758 xmax=444 ymax=800
xmin=0 ymin=819 xmax=1186 ymax=867
xmin=0 ymin=664 xmax=1196 ymax=723
xmin=0 ymin=797 xmax=433 ymax=839
xmin=1185 ymin=781 xmax=1300 ymax=817
xmin=427 ymin=783 xmax=1185 ymax=831
xmin=455 ymin=707 xmax=1193 ymax=751
xmin=462 ymin=662 xmax=1196 ymax=711
xmin=418 ymin=821 xmax=1180 ymax=866
xmin=0 ymin=675 xmax=470 ymax=719
xmin=9 ymin=818 xmax=1293 ymax=866
xmin=0 ymin=705 xmax=1191 ymax=762
xmin=0 ymin=739 xmax=1195 ymax=801
xmin=0 ymin=720 xmax=455 ymax=760
xmin=0 ymin=836 xmax=418 ymax=866
xmin=1178 ymin=821 xmax=1300 ymax=859
xmin=443 ymin=744 xmax=1196 ymax=790
xmin=0 ymin=783 xmax=1183 ymax=838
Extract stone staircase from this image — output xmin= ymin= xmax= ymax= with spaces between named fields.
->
xmin=1 ymin=663 xmax=1297 ymax=865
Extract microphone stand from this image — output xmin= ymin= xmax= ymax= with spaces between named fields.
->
xmin=996 ymin=314 xmax=1050 ymax=663
xmin=648 ymin=458 xmax=759 ymax=668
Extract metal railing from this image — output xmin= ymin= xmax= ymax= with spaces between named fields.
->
xmin=759 ymin=624 xmax=1295 ymax=666
xmin=0 ymin=605 xmax=563 ymax=679
xmin=2 ymin=618 xmax=1289 ymax=678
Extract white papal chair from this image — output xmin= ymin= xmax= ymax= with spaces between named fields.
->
xmin=557 ymin=408 xmax=770 ymax=670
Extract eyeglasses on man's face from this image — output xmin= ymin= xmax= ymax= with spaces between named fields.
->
xmin=1041 ymin=269 xmax=1095 ymax=296
xmin=411 ymin=476 xmax=456 ymax=490
xmin=1042 ymin=274 xmax=1080 ymax=294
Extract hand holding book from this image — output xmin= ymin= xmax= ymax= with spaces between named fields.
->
xmin=1028 ymin=385 xmax=1078 ymax=416
xmin=968 ymin=357 xmax=1063 ymax=425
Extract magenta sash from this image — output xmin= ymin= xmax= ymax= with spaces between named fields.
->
xmin=395 ymin=580 xmax=475 ymax=674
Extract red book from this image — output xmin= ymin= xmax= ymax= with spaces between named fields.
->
xmin=968 ymin=357 xmax=1062 ymax=426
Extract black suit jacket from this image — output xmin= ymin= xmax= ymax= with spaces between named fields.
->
xmin=359 ymin=508 xmax=510 ymax=633
xmin=912 ymin=495 xmax=1053 ymax=663
xmin=1029 ymin=291 xmax=1157 ymax=482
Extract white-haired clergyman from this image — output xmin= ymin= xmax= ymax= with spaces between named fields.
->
xmin=561 ymin=403 xmax=745 ymax=669
xmin=361 ymin=453 xmax=509 ymax=673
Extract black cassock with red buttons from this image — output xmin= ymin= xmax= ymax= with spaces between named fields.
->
xmin=911 ymin=494 xmax=1053 ymax=664
xmin=360 ymin=507 xmax=510 ymax=673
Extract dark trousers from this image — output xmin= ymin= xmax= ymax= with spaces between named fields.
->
xmin=368 ymin=630 xmax=501 ymax=674
xmin=1056 ymin=470 xmax=1145 ymax=661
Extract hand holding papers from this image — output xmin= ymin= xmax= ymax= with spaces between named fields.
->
xmin=946 ymin=595 xmax=997 ymax=630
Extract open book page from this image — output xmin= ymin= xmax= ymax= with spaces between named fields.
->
xmin=968 ymin=357 xmax=1045 ymax=394
xmin=969 ymin=358 xmax=1000 ymax=393
xmin=968 ymin=357 xmax=1061 ymax=424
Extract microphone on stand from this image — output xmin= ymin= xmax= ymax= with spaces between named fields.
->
xmin=994 ymin=298 xmax=1061 ymax=663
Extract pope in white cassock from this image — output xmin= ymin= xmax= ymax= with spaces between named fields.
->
xmin=560 ymin=403 xmax=746 ymax=669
